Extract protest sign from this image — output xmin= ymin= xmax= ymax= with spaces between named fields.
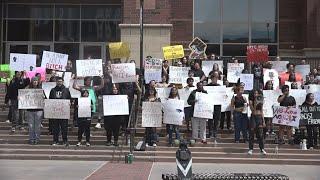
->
xmin=44 ymin=99 xmax=70 ymax=119
xmin=240 ymin=74 xmax=254 ymax=90
xmin=111 ymin=63 xmax=136 ymax=83
xmin=263 ymin=90 xmax=281 ymax=118
xmin=300 ymin=105 xmax=320 ymax=125
xmin=103 ymin=95 xmax=129 ymax=116
xmin=163 ymin=99 xmax=184 ymax=125
xmin=193 ymin=92 xmax=213 ymax=119
xmin=25 ymin=67 xmax=46 ymax=82
xmin=141 ymin=102 xmax=162 ymax=127
xmin=78 ymin=97 xmax=91 ymax=118
xmin=221 ymin=87 xmax=234 ymax=112
xmin=263 ymin=68 xmax=280 ymax=90
xmin=246 ymin=45 xmax=269 ymax=62
xmin=69 ymin=79 xmax=84 ymax=98
xmin=203 ymin=86 xmax=226 ymax=105
xmin=168 ymin=66 xmax=190 ymax=84
xmin=63 ymin=72 xmax=73 ymax=88
xmin=202 ymin=61 xmax=223 ymax=77
xmin=272 ymin=106 xmax=301 ymax=128
xmin=242 ymin=94 xmax=251 ymax=117
xmin=178 ymin=87 xmax=196 ymax=107
xmin=10 ymin=53 xmax=36 ymax=71
xmin=108 ymin=42 xmax=130 ymax=60
xmin=188 ymin=37 xmax=207 ymax=59
xmin=162 ymin=45 xmax=184 ymax=60
xmin=0 ymin=64 xmax=13 ymax=82
xmin=227 ymin=63 xmax=244 ymax=83
xmin=41 ymin=82 xmax=56 ymax=98
xmin=270 ymin=61 xmax=289 ymax=73
xmin=289 ymin=89 xmax=307 ymax=106
xmin=155 ymin=87 xmax=171 ymax=102
xmin=76 ymin=59 xmax=103 ymax=77
xmin=295 ymin=65 xmax=310 ymax=80
xmin=41 ymin=51 xmax=68 ymax=71
xmin=18 ymin=89 xmax=44 ymax=109
xmin=285 ymin=81 xmax=302 ymax=89
xmin=0 ymin=71 xmax=10 ymax=79
xmin=144 ymin=58 xmax=162 ymax=83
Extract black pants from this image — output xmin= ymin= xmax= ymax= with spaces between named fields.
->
xmin=208 ymin=106 xmax=221 ymax=137
xmin=104 ymin=116 xmax=121 ymax=143
xmin=145 ymin=127 xmax=157 ymax=146
xmin=78 ymin=119 xmax=91 ymax=142
xmin=307 ymin=125 xmax=318 ymax=148
xmin=249 ymin=115 xmax=264 ymax=150
xmin=52 ymin=119 xmax=68 ymax=143
xmin=220 ymin=111 xmax=231 ymax=129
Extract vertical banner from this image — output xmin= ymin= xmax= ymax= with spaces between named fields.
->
xmin=246 ymin=45 xmax=269 ymax=62
xmin=155 ymin=87 xmax=172 ymax=102
xmin=10 ymin=53 xmax=36 ymax=71
xmin=44 ymin=99 xmax=70 ymax=119
xmin=295 ymin=65 xmax=310 ymax=80
xmin=178 ymin=87 xmax=196 ymax=107
xmin=108 ymin=42 xmax=130 ymax=60
xmin=227 ymin=63 xmax=244 ymax=83
xmin=163 ymin=99 xmax=185 ymax=125
xmin=188 ymin=37 xmax=207 ymax=59
xmin=111 ymin=63 xmax=136 ymax=83
xmin=193 ymin=92 xmax=213 ymax=119
xmin=203 ymin=86 xmax=227 ymax=105
xmin=221 ymin=87 xmax=234 ymax=112
xmin=144 ymin=58 xmax=163 ymax=83
xmin=103 ymin=95 xmax=129 ymax=116
xmin=76 ymin=59 xmax=103 ymax=77
xmin=263 ymin=90 xmax=281 ymax=118
xmin=141 ymin=102 xmax=163 ymax=127
xmin=41 ymin=82 xmax=57 ymax=98
xmin=41 ymin=51 xmax=68 ymax=71
xmin=202 ymin=61 xmax=224 ymax=77
xmin=240 ymin=74 xmax=254 ymax=90
xmin=272 ymin=106 xmax=301 ymax=128
xmin=263 ymin=69 xmax=280 ymax=90
xmin=78 ymin=97 xmax=92 ymax=118
xmin=18 ymin=89 xmax=44 ymax=109
xmin=168 ymin=66 xmax=190 ymax=84
xmin=270 ymin=61 xmax=289 ymax=73
xmin=162 ymin=45 xmax=185 ymax=60
xmin=289 ymin=89 xmax=307 ymax=106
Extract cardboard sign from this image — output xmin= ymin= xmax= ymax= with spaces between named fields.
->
xmin=44 ymin=99 xmax=70 ymax=119
xmin=300 ymin=105 xmax=320 ymax=125
xmin=162 ymin=45 xmax=185 ymax=60
xmin=18 ymin=89 xmax=44 ymax=109
xmin=103 ymin=95 xmax=129 ymax=116
xmin=295 ymin=65 xmax=310 ymax=80
xmin=69 ymin=79 xmax=84 ymax=98
xmin=188 ymin=37 xmax=207 ymax=59
xmin=76 ymin=59 xmax=103 ymax=77
xmin=163 ymin=99 xmax=184 ymax=125
xmin=263 ymin=68 xmax=280 ymax=90
xmin=41 ymin=51 xmax=68 ymax=71
xmin=155 ymin=87 xmax=171 ymax=102
xmin=10 ymin=53 xmax=36 ymax=71
xmin=141 ymin=102 xmax=162 ymax=127
xmin=227 ymin=63 xmax=244 ymax=83
xmin=289 ymin=89 xmax=307 ymax=106
xmin=272 ymin=106 xmax=301 ymax=128
xmin=246 ymin=45 xmax=269 ymax=62
xmin=0 ymin=64 xmax=14 ymax=82
xmin=221 ymin=87 xmax=234 ymax=112
xmin=270 ymin=61 xmax=289 ymax=73
xmin=178 ymin=87 xmax=196 ymax=107
xmin=203 ymin=86 xmax=226 ymax=105
xmin=111 ymin=63 xmax=136 ymax=83
xmin=144 ymin=58 xmax=162 ymax=83
xmin=109 ymin=42 xmax=130 ymax=60
xmin=193 ymin=92 xmax=213 ymax=119
xmin=202 ymin=61 xmax=224 ymax=77
xmin=41 ymin=82 xmax=56 ymax=98
xmin=78 ymin=97 xmax=91 ymax=118
xmin=240 ymin=74 xmax=254 ymax=90
xmin=25 ymin=67 xmax=46 ymax=82
xmin=285 ymin=81 xmax=302 ymax=89
xmin=168 ymin=66 xmax=190 ymax=84
xmin=263 ymin=90 xmax=281 ymax=118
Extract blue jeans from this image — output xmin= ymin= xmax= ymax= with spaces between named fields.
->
xmin=27 ymin=110 xmax=43 ymax=142
xmin=233 ymin=112 xmax=248 ymax=142
xmin=166 ymin=124 xmax=180 ymax=144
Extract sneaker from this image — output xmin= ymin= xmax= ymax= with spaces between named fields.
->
xmin=201 ymin=140 xmax=207 ymax=144
xmin=265 ymin=132 xmax=269 ymax=135
xmin=106 ymin=142 xmax=111 ymax=146
xmin=248 ymin=149 xmax=253 ymax=155
xmin=76 ymin=142 xmax=81 ymax=146
xmin=52 ymin=142 xmax=58 ymax=146
xmin=271 ymin=131 xmax=276 ymax=135
xmin=86 ymin=142 xmax=91 ymax=147
xmin=146 ymin=144 xmax=149 ymax=147
xmin=152 ymin=143 xmax=157 ymax=147
xmin=95 ymin=123 xmax=101 ymax=129
xmin=19 ymin=127 xmax=25 ymax=131
xmin=309 ymin=147 xmax=313 ymax=150
xmin=11 ymin=127 xmax=15 ymax=133
xmin=5 ymin=120 xmax=10 ymax=123
xmin=40 ymin=123 xmax=44 ymax=128
xmin=261 ymin=149 xmax=267 ymax=155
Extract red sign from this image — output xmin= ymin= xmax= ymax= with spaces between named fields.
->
xmin=246 ymin=45 xmax=269 ymax=62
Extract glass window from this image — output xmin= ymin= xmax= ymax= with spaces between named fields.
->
xmin=205 ymin=44 xmax=220 ymax=56
xmin=223 ymin=24 xmax=248 ymax=43
xmin=252 ymin=0 xmax=277 ymax=22
xmin=252 ymin=23 xmax=277 ymax=43
xmin=55 ymin=5 xmax=80 ymax=19
xmin=54 ymin=43 xmax=79 ymax=61
xmin=83 ymin=46 xmax=102 ymax=59
xmin=223 ymin=0 xmax=248 ymax=22
xmin=223 ymin=45 xmax=247 ymax=56
xmin=81 ymin=21 xmax=120 ymax=42
xmin=7 ymin=20 xmax=29 ymax=41
xmin=194 ymin=23 xmax=220 ymax=43
xmin=81 ymin=6 xmax=121 ymax=20
xmin=194 ymin=0 xmax=220 ymax=22
xmin=8 ymin=4 xmax=53 ymax=19
xmin=55 ymin=21 xmax=80 ymax=42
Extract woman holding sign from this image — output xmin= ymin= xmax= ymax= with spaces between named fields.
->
xmin=302 ymin=93 xmax=318 ymax=149
xmin=166 ymin=86 xmax=181 ymax=146
xmin=76 ymin=89 xmax=92 ymax=147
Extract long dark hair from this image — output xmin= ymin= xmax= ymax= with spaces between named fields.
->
xmin=144 ymin=87 xmax=157 ymax=100
xmin=305 ymin=93 xmax=314 ymax=103
xmin=168 ymin=87 xmax=180 ymax=99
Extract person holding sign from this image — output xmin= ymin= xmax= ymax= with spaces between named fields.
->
xmin=192 ymin=62 xmax=206 ymax=82
xmin=264 ymin=81 xmax=275 ymax=136
xmin=76 ymin=90 xmax=92 ymax=147
xmin=279 ymin=63 xmax=303 ymax=86
xmin=208 ymin=63 xmax=222 ymax=80
xmin=302 ymin=93 xmax=318 ymax=149
xmin=184 ymin=78 xmax=195 ymax=132
xmin=277 ymin=85 xmax=296 ymax=145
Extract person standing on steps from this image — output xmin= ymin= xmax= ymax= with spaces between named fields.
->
xmin=302 ymin=93 xmax=318 ymax=149
xmin=184 ymin=78 xmax=195 ymax=132
xmin=263 ymin=80 xmax=275 ymax=136
xmin=76 ymin=89 xmax=92 ymax=147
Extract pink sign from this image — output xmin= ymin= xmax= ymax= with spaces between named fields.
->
xmin=26 ymin=67 xmax=46 ymax=81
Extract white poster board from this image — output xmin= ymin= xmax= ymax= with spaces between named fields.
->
xmin=155 ymin=87 xmax=171 ymax=102
xmin=272 ymin=106 xmax=301 ymax=128
xmin=103 ymin=95 xmax=129 ymax=116
xmin=10 ymin=53 xmax=36 ymax=71
xmin=193 ymin=92 xmax=213 ymax=119
xmin=168 ymin=66 xmax=190 ymax=84
xmin=263 ymin=90 xmax=281 ymax=118
xmin=202 ymin=61 xmax=223 ymax=77
xmin=144 ymin=58 xmax=162 ymax=83
xmin=111 ymin=63 xmax=136 ymax=83
xmin=270 ymin=61 xmax=289 ymax=73
xmin=178 ymin=87 xmax=196 ymax=107
xmin=18 ymin=89 xmax=44 ymax=109
xmin=41 ymin=51 xmax=68 ymax=71
xmin=163 ymin=99 xmax=184 ymax=125
xmin=203 ymin=86 xmax=226 ymax=105
xmin=227 ymin=63 xmax=244 ymax=83
xmin=69 ymin=79 xmax=84 ymax=98
xmin=44 ymin=99 xmax=70 ymax=119
xmin=263 ymin=69 xmax=280 ymax=90
xmin=41 ymin=82 xmax=56 ymax=98
xmin=76 ymin=59 xmax=103 ymax=77
xmin=141 ymin=102 xmax=162 ymax=127
xmin=221 ymin=87 xmax=234 ymax=112
xmin=295 ymin=65 xmax=310 ymax=80
xmin=289 ymin=89 xmax=307 ymax=106
xmin=78 ymin=97 xmax=91 ymax=118
xmin=240 ymin=74 xmax=254 ymax=90
xmin=63 ymin=72 xmax=73 ymax=88
xmin=285 ymin=81 xmax=302 ymax=89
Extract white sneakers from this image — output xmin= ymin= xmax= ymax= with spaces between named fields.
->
xmin=95 ymin=123 xmax=101 ymax=129
xmin=247 ymin=149 xmax=267 ymax=155
xmin=248 ymin=149 xmax=253 ymax=155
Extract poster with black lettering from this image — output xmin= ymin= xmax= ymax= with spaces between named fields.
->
xmin=76 ymin=59 xmax=103 ymax=77
xmin=41 ymin=51 xmax=68 ymax=71
xmin=272 ymin=106 xmax=301 ymax=128
xmin=299 ymin=105 xmax=320 ymax=125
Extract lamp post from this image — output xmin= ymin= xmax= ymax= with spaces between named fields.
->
xmin=139 ymin=0 xmax=144 ymax=75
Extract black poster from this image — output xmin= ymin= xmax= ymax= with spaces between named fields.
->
xmin=300 ymin=105 xmax=320 ymax=125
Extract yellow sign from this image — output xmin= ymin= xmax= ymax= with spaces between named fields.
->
xmin=109 ymin=42 xmax=131 ymax=60
xmin=162 ymin=45 xmax=185 ymax=60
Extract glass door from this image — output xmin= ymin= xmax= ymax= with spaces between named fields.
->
xmin=80 ymin=43 xmax=105 ymax=60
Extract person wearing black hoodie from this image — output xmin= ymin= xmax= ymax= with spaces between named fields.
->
xmin=49 ymin=77 xmax=71 ymax=146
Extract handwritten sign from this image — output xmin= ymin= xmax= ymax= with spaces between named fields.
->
xmin=111 ymin=63 xmax=136 ymax=83
xmin=295 ymin=65 xmax=310 ymax=80
xmin=221 ymin=87 xmax=234 ymax=112
xmin=272 ymin=106 xmax=301 ymax=128
xmin=103 ymin=95 xmax=129 ymax=116
xmin=246 ymin=45 xmax=269 ymax=62
xmin=41 ymin=51 xmax=68 ymax=71
xmin=141 ymin=102 xmax=162 ymax=127
xmin=41 ymin=82 xmax=56 ymax=98
xmin=162 ymin=45 xmax=184 ymax=60
xmin=300 ymin=105 xmax=320 ymax=125
xmin=178 ymin=87 xmax=197 ymax=107
xmin=25 ymin=67 xmax=46 ymax=82
xmin=155 ymin=87 xmax=171 ymax=102
xmin=263 ymin=68 xmax=280 ymax=90
xmin=109 ymin=42 xmax=130 ymax=59
xmin=285 ymin=81 xmax=302 ymax=89
xmin=188 ymin=37 xmax=207 ymax=59
xmin=289 ymin=89 xmax=307 ymax=106
xmin=227 ymin=63 xmax=244 ymax=83
xmin=270 ymin=61 xmax=289 ymax=73
xmin=144 ymin=58 xmax=162 ymax=83
xmin=203 ymin=86 xmax=226 ymax=105
xmin=62 ymin=72 xmax=73 ymax=88
xmin=18 ymin=89 xmax=44 ymax=109
xmin=69 ymin=79 xmax=84 ymax=98
xmin=202 ymin=61 xmax=224 ymax=77
xmin=44 ymin=99 xmax=70 ymax=119
xmin=163 ymin=99 xmax=184 ymax=125
xmin=76 ymin=59 xmax=103 ymax=77
xmin=193 ymin=92 xmax=213 ymax=119
xmin=168 ymin=66 xmax=190 ymax=84
xmin=240 ymin=74 xmax=254 ymax=90
xmin=78 ymin=97 xmax=91 ymax=118
xmin=263 ymin=90 xmax=281 ymax=118
xmin=0 ymin=64 xmax=14 ymax=82
xmin=10 ymin=53 xmax=36 ymax=71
